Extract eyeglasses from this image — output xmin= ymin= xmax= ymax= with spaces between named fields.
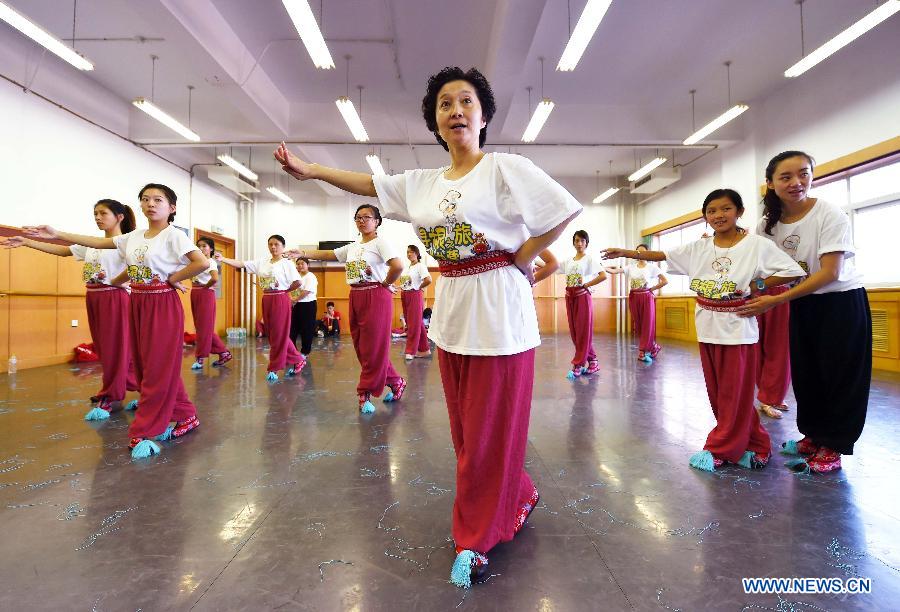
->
xmin=354 ymin=215 xmax=375 ymax=222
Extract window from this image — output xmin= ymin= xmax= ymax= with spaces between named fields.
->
xmin=811 ymin=156 xmax=900 ymax=286
xmin=651 ymin=219 xmax=705 ymax=295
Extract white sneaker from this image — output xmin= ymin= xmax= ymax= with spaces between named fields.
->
xmin=405 ymin=354 xmax=414 ymax=361
xmin=317 ymin=330 xmax=325 ymax=337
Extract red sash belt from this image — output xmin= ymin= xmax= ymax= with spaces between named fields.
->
xmin=85 ymin=283 xmax=119 ymax=292
xmin=350 ymin=282 xmax=382 ymax=291
xmin=130 ymin=282 xmax=174 ymax=294
xmin=438 ymin=251 xmax=514 ymax=278
xmin=696 ymin=296 xmax=747 ymax=312
xmin=565 ymin=286 xmax=590 ymax=297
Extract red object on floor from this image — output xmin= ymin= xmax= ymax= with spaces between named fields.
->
xmin=183 ymin=332 xmax=197 ymax=345
xmin=73 ymin=343 xmax=99 ymax=362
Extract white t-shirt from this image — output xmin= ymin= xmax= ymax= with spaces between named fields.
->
xmin=291 ymin=271 xmax=318 ymax=302
xmin=333 ymin=236 xmax=400 ymax=285
xmin=664 ymin=234 xmax=805 ymax=344
xmin=626 ymin=263 xmax=664 ymax=292
xmin=113 ymin=225 xmax=199 ymax=284
xmin=374 ymin=152 xmax=582 ymax=355
xmin=756 ymin=199 xmax=862 ymax=294
xmin=192 ymin=259 xmax=218 ymax=285
xmin=559 ymin=254 xmax=604 ymax=290
xmin=243 ymin=257 xmax=300 ymax=291
xmin=69 ymin=245 xmax=126 ymax=286
xmin=400 ymin=261 xmax=429 ymax=291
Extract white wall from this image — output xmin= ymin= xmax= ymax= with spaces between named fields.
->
xmin=635 ymin=20 xmax=900 ymax=240
xmin=0 ymin=77 xmax=237 ymax=238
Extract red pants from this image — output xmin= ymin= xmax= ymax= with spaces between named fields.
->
xmin=401 ymin=290 xmax=429 ymax=355
xmin=699 ymin=343 xmax=770 ymax=462
xmin=85 ymin=287 xmax=138 ymax=401
xmin=128 ymin=287 xmax=196 ymax=439
xmin=438 ymin=348 xmax=536 ymax=553
xmin=350 ymin=285 xmax=401 ymax=396
xmin=565 ymin=287 xmax=596 ymax=365
xmin=263 ymin=292 xmax=302 ymax=373
xmin=755 ymin=285 xmax=791 ymax=405
xmin=191 ymin=287 xmax=227 ymax=359
xmin=629 ymin=289 xmax=660 ymax=354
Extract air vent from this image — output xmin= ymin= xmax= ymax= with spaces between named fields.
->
xmin=871 ymin=309 xmax=889 ymax=353
xmin=665 ymin=305 xmax=687 ymax=331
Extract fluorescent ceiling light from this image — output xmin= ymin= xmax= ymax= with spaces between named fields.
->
xmin=557 ymin=0 xmax=613 ymax=71
xmin=682 ymin=103 xmax=749 ymax=145
xmin=132 ymin=98 xmax=200 ymax=142
xmin=217 ymin=154 xmax=258 ymax=181
xmin=521 ymin=99 xmax=555 ymax=142
xmin=366 ymin=154 xmax=386 ymax=176
xmin=335 ymin=97 xmax=369 ymax=142
xmin=282 ymin=0 xmax=335 ymax=69
xmin=785 ymin=1 xmax=900 ymax=78
xmin=0 ymin=2 xmax=93 ymax=70
xmin=628 ymin=157 xmax=667 ymax=182
xmin=266 ymin=186 xmax=293 ymax=204
xmin=592 ymin=187 xmax=619 ymax=204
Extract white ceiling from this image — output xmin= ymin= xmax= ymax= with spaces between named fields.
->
xmin=3 ymin=0 xmax=897 ymax=195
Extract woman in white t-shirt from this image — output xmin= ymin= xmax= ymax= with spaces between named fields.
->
xmin=275 ymin=67 xmax=581 ymax=588
xmin=608 ymin=245 xmax=667 ymax=363
xmin=190 ymin=237 xmax=232 ymax=370
xmin=25 ymin=184 xmax=209 ymax=459
xmin=558 ymin=230 xmax=607 ymax=378
xmin=290 ymin=204 xmax=405 ymax=414
xmin=738 ymin=151 xmax=871 ymax=474
xmin=217 ymin=235 xmax=303 ymax=381
xmin=289 ymin=257 xmax=319 ymax=357
xmin=3 ymin=199 xmax=139 ymax=419
xmin=399 ymin=244 xmax=433 ymax=361
xmin=604 ymin=189 xmax=804 ymax=473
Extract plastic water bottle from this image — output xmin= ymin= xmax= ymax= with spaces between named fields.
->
xmin=7 ymin=355 xmax=17 ymax=374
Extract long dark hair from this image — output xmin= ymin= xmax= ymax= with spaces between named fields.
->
xmin=197 ymin=236 xmax=215 ymax=251
xmin=138 ymin=183 xmax=178 ymax=223
xmin=95 ymin=199 xmax=136 ymax=233
xmin=762 ymin=151 xmax=815 ymax=235
xmin=407 ymin=244 xmax=421 ymax=261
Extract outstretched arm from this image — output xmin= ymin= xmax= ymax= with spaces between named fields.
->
xmin=0 ymin=235 xmax=73 ymax=257
xmin=214 ymin=252 xmax=246 ymax=269
xmin=286 ymin=248 xmax=338 ymax=262
xmin=22 ymin=225 xmax=116 ymax=250
xmin=275 ymin=143 xmax=376 ymax=197
xmin=601 ymin=247 xmax=667 ymax=262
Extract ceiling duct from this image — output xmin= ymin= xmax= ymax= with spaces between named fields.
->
xmin=206 ymin=166 xmax=260 ymax=196
xmin=629 ymin=167 xmax=681 ymax=194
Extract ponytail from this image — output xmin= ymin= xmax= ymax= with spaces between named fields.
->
xmin=762 ymin=150 xmax=815 ymax=236
xmin=95 ymin=199 xmax=136 ymax=233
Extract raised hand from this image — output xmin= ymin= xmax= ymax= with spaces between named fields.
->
xmin=213 ymin=252 xmax=223 ymax=262
xmin=284 ymin=248 xmax=305 ymax=259
xmin=274 ymin=142 xmax=315 ymax=181
xmin=600 ymin=247 xmax=629 ymax=260
xmin=22 ymin=225 xmax=59 ymax=240
xmin=0 ymin=236 xmax=27 ymax=248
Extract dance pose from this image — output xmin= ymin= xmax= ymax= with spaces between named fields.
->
xmin=25 ymin=184 xmax=208 ymax=459
xmin=289 ymin=257 xmax=318 ymax=358
xmin=607 ymin=245 xmax=667 ymax=363
xmin=2 ymin=200 xmax=139 ymax=419
xmin=604 ymin=189 xmax=804 ymax=472
xmin=739 ymin=151 xmax=871 ymax=473
xmin=275 ymin=66 xmax=580 ymax=587
xmin=559 ymin=230 xmax=606 ymax=378
xmin=288 ymin=205 xmax=405 ymax=413
xmin=190 ymin=237 xmax=232 ymax=370
xmin=398 ymin=245 xmax=432 ymax=361
xmin=217 ymin=235 xmax=303 ymax=381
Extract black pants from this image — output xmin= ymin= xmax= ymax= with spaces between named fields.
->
xmin=290 ymin=301 xmax=318 ymax=355
xmin=316 ymin=319 xmax=340 ymax=336
xmin=789 ymin=287 xmax=871 ymax=455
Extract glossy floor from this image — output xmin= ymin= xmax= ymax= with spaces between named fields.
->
xmin=1 ymin=335 xmax=898 ymax=611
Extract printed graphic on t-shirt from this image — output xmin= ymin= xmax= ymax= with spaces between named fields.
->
xmin=127 ymin=245 xmax=155 ymax=283
xmin=781 ymin=234 xmax=807 ymax=283
xmin=689 ymin=255 xmax=743 ymax=299
xmin=417 ymin=188 xmax=492 ymax=261
xmin=258 ymin=274 xmax=277 ymax=290
xmin=630 ymin=277 xmax=647 ymax=290
xmin=566 ymin=273 xmax=583 ymax=287
xmin=346 ymin=246 xmax=374 ymax=283
xmin=82 ymin=252 xmax=105 ymax=283
xmin=399 ymin=274 xmax=412 ymax=290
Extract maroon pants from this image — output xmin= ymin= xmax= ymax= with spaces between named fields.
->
xmin=755 ymin=285 xmax=791 ymax=405
xmin=85 ymin=286 xmax=138 ymax=401
xmin=263 ymin=291 xmax=302 ymax=373
xmin=401 ymin=289 xmax=429 ymax=355
xmin=349 ymin=285 xmax=401 ymax=396
xmin=128 ymin=287 xmax=196 ymax=439
xmin=565 ymin=287 xmax=596 ymax=365
xmin=629 ymin=289 xmax=660 ymax=354
xmin=438 ymin=347 xmax=536 ymax=553
xmin=190 ymin=287 xmax=227 ymax=359
xmin=699 ymin=343 xmax=770 ymax=462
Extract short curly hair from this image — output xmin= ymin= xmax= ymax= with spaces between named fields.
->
xmin=422 ymin=67 xmax=496 ymax=151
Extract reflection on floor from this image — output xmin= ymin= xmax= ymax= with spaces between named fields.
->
xmin=1 ymin=334 xmax=898 ymax=611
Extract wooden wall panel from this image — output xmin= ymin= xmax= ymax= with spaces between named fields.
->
xmin=869 ymin=289 xmax=900 ymax=373
xmin=57 ymin=257 xmax=87 ymax=296
xmin=56 ymin=297 xmax=91 ymax=354
xmin=8 ymin=296 xmax=57 ymax=364
xmin=10 ymin=249 xmax=57 ymax=294
xmin=0 ymin=246 xmax=9 ymax=292
xmin=0 ymin=295 xmax=8 ymax=365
